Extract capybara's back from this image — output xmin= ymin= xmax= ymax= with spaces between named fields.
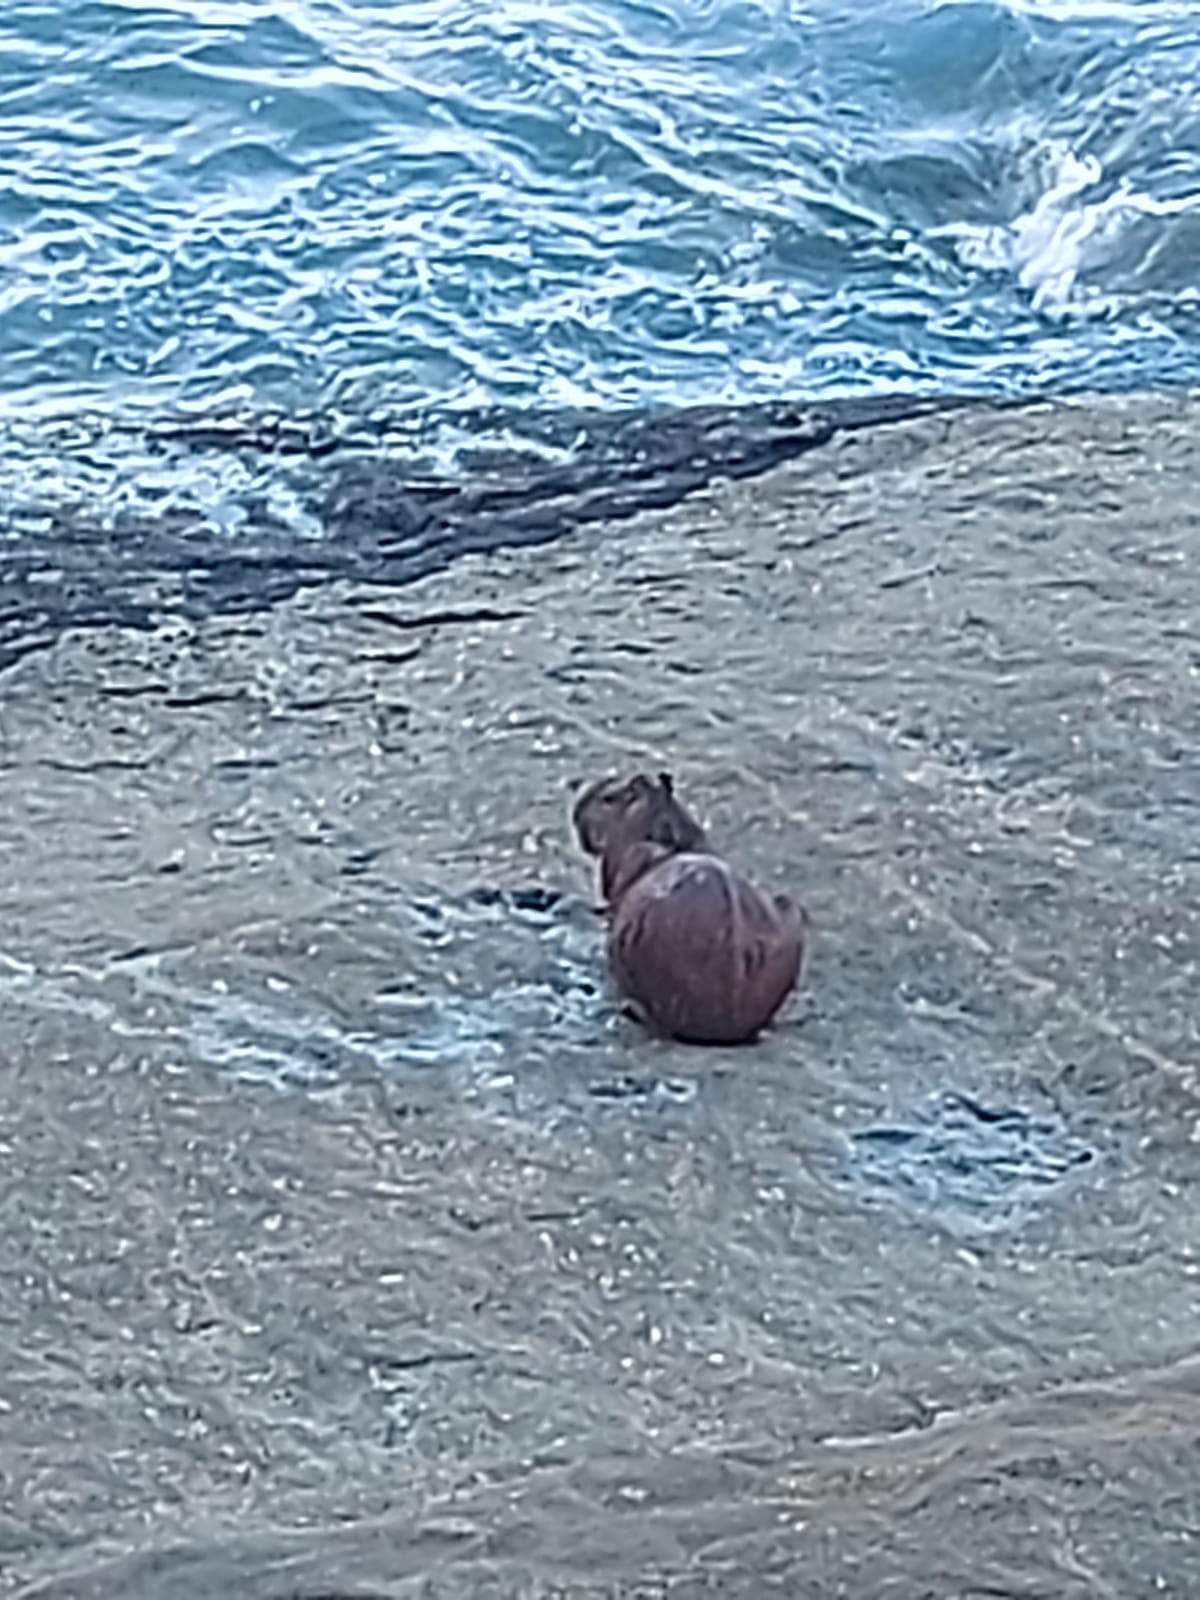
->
xmin=609 ymin=853 xmax=805 ymax=1044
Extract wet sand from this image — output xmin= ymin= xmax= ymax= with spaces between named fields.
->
xmin=3 ymin=391 xmax=1200 ymax=1597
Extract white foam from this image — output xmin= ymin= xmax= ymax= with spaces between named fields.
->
xmin=939 ymin=132 xmax=1194 ymax=318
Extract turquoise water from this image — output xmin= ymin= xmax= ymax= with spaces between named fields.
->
xmin=2 ymin=0 xmax=1200 ymax=497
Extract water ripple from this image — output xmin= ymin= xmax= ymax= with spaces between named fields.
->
xmin=2 ymin=0 xmax=1199 ymax=458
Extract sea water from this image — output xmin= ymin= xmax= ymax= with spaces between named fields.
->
xmin=1 ymin=0 xmax=1198 ymax=507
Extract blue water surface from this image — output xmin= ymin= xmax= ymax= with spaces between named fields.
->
xmin=1 ymin=0 xmax=1199 ymax=505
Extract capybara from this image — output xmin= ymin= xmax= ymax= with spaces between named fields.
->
xmin=572 ymin=771 xmax=807 ymax=1045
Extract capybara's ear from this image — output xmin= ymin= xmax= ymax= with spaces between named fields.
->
xmin=658 ymin=771 xmax=675 ymax=795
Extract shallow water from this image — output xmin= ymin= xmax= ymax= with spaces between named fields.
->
xmin=4 ymin=396 xmax=1200 ymax=1596
xmin=4 ymin=0 xmax=1200 ymax=517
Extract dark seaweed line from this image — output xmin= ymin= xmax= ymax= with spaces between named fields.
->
xmin=0 ymin=391 xmax=1004 ymax=677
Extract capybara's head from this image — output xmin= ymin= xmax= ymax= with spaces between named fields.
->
xmin=571 ymin=771 xmax=707 ymax=860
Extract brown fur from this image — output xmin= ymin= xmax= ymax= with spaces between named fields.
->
xmin=571 ymin=771 xmax=807 ymax=1045
xmin=572 ymin=771 xmax=708 ymax=905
